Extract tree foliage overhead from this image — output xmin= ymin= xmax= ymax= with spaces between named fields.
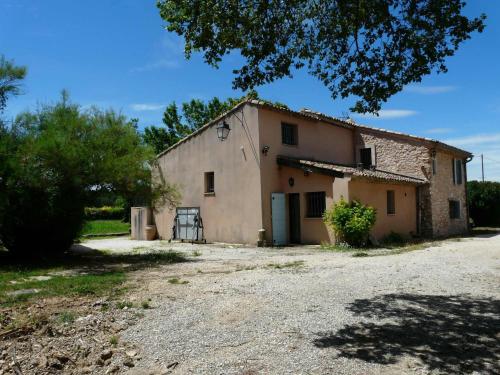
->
xmin=0 ymin=55 xmax=27 ymax=113
xmin=157 ymin=0 xmax=485 ymax=113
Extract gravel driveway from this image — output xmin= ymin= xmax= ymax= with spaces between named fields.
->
xmin=83 ymin=234 xmax=500 ymax=374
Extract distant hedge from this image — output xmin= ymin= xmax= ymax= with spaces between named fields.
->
xmin=467 ymin=181 xmax=500 ymax=227
xmin=84 ymin=206 xmax=125 ymax=221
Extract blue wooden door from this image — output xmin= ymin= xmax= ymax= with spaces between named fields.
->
xmin=271 ymin=193 xmax=286 ymax=246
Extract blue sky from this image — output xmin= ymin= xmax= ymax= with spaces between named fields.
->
xmin=1 ymin=0 xmax=499 ymax=181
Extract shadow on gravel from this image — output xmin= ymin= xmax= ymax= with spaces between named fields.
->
xmin=313 ymin=294 xmax=500 ymax=374
xmin=0 ymin=244 xmax=188 ymax=273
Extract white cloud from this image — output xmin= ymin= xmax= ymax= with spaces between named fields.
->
xmin=130 ymin=103 xmax=164 ymax=111
xmin=444 ymin=133 xmax=500 ymax=147
xmin=130 ymin=59 xmax=179 ymax=73
xmin=424 ymin=127 xmax=453 ymax=135
xmin=357 ymin=109 xmax=418 ymax=119
xmin=404 ymin=85 xmax=457 ymax=94
xmin=161 ymin=35 xmax=185 ymax=55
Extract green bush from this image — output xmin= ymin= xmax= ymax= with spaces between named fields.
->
xmin=467 ymin=181 xmax=500 ymax=227
xmin=323 ymin=199 xmax=377 ymax=247
xmin=84 ymin=206 xmax=125 ymax=220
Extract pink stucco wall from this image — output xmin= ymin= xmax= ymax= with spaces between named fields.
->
xmin=348 ymin=179 xmax=417 ymax=240
xmin=154 ymin=104 xmax=263 ymax=244
xmin=257 ymin=107 xmax=355 ymax=244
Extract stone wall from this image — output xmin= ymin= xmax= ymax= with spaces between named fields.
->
xmin=354 ymin=128 xmax=431 ymax=180
xmin=354 ymin=127 xmax=469 ymax=237
xmin=429 ymin=151 xmax=468 ymax=236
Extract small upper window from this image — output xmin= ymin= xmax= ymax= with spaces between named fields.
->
xmin=281 ymin=123 xmax=298 ymax=145
xmin=449 ymin=200 xmax=460 ymax=219
xmin=387 ymin=190 xmax=395 ymax=215
xmin=306 ymin=192 xmax=326 ymax=218
xmin=452 ymin=159 xmax=463 ymax=185
xmin=360 ymin=148 xmax=372 ymax=168
xmin=205 ymin=172 xmax=214 ymax=194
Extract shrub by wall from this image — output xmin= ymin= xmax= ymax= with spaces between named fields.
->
xmin=467 ymin=181 xmax=500 ymax=227
xmin=323 ymin=199 xmax=377 ymax=247
xmin=84 ymin=206 xmax=125 ymax=221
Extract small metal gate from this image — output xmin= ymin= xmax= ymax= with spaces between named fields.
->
xmin=172 ymin=207 xmax=205 ymax=242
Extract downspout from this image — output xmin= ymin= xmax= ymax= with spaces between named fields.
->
xmin=464 ymin=155 xmax=473 ymax=233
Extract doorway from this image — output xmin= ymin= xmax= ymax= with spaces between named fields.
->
xmin=288 ymin=193 xmax=301 ymax=244
xmin=271 ymin=193 xmax=286 ymax=246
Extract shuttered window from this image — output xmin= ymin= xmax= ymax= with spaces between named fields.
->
xmin=306 ymin=192 xmax=326 ymax=218
xmin=281 ymin=123 xmax=298 ymax=145
xmin=452 ymin=159 xmax=463 ymax=185
xmin=449 ymin=200 xmax=460 ymax=219
xmin=387 ymin=190 xmax=396 ymax=215
xmin=360 ymin=148 xmax=372 ymax=168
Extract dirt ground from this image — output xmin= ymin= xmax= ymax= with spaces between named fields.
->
xmin=88 ymin=234 xmax=500 ymax=375
xmin=2 ymin=234 xmax=499 ymax=374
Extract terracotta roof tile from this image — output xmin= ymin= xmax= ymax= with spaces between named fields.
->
xmin=277 ymin=156 xmax=428 ymax=185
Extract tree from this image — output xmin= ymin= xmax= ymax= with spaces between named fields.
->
xmin=143 ymin=90 xmax=272 ymax=153
xmin=0 ymin=55 xmax=27 ymax=113
xmin=0 ymin=93 xmax=178 ymax=255
xmin=157 ymin=0 xmax=485 ymax=113
xmin=467 ymin=181 xmax=500 ymax=227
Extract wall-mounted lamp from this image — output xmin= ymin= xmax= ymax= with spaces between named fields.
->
xmin=262 ymin=145 xmax=270 ymax=155
xmin=288 ymin=177 xmax=295 ymax=187
xmin=217 ymin=121 xmax=230 ymax=141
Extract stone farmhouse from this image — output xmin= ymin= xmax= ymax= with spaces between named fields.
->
xmin=153 ymin=100 xmax=471 ymax=245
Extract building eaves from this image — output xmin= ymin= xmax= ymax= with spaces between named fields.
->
xmin=277 ymin=155 xmax=428 ymax=185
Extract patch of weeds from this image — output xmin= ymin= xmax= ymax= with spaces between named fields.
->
xmin=0 ymin=270 xmax=126 ymax=306
xmin=236 ymin=265 xmax=257 ymax=272
xmin=320 ymin=242 xmax=364 ymax=252
xmin=267 ymin=260 xmax=305 ymax=269
xmin=167 ymin=277 xmax=189 ymax=285
xmin=196 ymin=269 xmax=203 ymax=274
xmin=245 ymin=266 xmax=257 ymax=271
xmin=116 ymin=301 xmax=134 ymax=309
xmin=57 ymin=310 xmax=76 ymax=324
xmin=109 ymin=335 xmax=119 ymax=347
xmin=352 ymin=252 xmax=369 ymax=257
xmin=191 ymin=250 xmax=202 ymax=257
xmin=141 ymin=300 xmax=151 ymax=309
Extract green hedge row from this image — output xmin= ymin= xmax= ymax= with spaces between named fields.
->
xmin=84 ymin=206 xmax=125 ymax=220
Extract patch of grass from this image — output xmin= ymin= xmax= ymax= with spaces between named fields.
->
xmin=81 ymin=220 xmax=130 ymax=236
xmin=191 ymin=250 xmax=202 ymax=257
xmin=0 ymin=271 xmax=125 ymax=306
xmin=116 ymin=301 xmax=134 ymax=309
xmin=472 ymin=227 xmax=500 ymax=236
xmin=141 ymin=300 xmax=150 ymax=309
xmin=320 ymin=242 xmax=365 ymax=252
xmin=352 ymin=252 xmax=369 ymax=257
xmin=236 ymin=265 xmax=257 ymax=272
xmin=167 ymin=277 xmax=189 ymax=285
xmin=57 ymin=310 xmax=76 ymax=324
xmin=0 ymin=249 xmax=187 ymax=306
xmin=267 ymin=260 xmax=305 ymax=269
xmin=109 ymin=335 xmax=119 ymax=347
